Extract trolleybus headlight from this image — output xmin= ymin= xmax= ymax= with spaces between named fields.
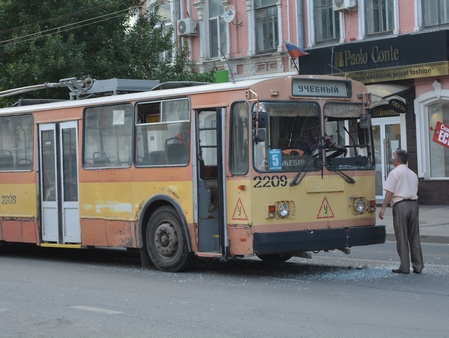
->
xmin=353 ymin=199 xmax=366 ymax=213
xmin=277 ymin=202 xmax=290 ymax=218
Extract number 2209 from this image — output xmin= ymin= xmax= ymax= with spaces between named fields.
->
xmin=253 ymin=175 xmax=288 ymax=188
xmin=1 ymin=195 xmax=17 ymax=204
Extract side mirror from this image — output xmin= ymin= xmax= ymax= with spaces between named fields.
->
xmin=252 ymin=110 xmax=268 ymax=143
xmin=253 ymin=111 xmax=268 ymax=128
xmin=359 ymin=113 xmax=371 ymax=129
xmin=253 ymin=128 xmax=266 ymax=143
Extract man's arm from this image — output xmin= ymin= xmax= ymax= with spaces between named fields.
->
xmin=378 ymin=190 xmax=394 ymax=220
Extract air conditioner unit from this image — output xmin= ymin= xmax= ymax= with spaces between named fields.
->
xmin=333 ymin=0 xmax=357 ymax=11
xmin=177 ymin=18 xmax=198 ymax=36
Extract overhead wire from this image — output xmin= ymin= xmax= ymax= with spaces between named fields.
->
xmin=0 ymin=2 xmax=122 ymax=36
xmin=0 ymin=5 xmax=143 ymax=47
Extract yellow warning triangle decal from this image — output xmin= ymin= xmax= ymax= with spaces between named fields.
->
xmin=232 ymin=198 xmax=248 ymax=220
xmin=317 ymin=197 xmax=335 ymax=219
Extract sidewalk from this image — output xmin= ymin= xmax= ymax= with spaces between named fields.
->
xmin=376 ymin=204 xmax=449 ymax=244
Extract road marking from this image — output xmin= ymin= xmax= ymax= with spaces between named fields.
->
xmin=70 ymin=306 xmax=123 ymax=315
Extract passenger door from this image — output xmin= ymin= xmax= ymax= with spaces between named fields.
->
xmin=195 ymin=108 xmax=226 ymax=254
xmin=39 ymin=121 xmax=80 ymax=243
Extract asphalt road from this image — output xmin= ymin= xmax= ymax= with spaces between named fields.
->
xmin=1 ymin=242 xmax=448 ymax=338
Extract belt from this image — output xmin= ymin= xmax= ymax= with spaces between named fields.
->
xmin=394 ymin=199 xmax=417 ymax=207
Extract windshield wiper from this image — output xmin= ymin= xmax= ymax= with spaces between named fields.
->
xmin=326 ymin=165 xmax=356 ymax=184
xmin=290 ymin=141 xmax=324 ymax=187
xmin=290 ymin=170 xmax=307 ymax=186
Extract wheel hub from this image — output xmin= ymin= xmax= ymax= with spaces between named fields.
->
xmin=154 ymin=222 xmax=178 ymax=258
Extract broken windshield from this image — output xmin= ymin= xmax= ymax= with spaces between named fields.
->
xmin=253 ymin=101 xmax=374 ymax=172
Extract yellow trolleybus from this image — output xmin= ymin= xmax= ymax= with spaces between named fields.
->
xmin=0 ymin=75 xmax=385 ymax=271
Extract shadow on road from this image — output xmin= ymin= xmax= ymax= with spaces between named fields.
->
xmin=1 ymin=243 xmax=362 ymax=278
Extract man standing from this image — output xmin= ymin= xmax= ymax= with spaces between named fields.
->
xmin=378 ymin=149 xmax=424 ymax=274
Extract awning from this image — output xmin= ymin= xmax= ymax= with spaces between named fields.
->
xmin=366 ymin=83 xmax=410 ymax=98
xmin=366 ymin=83 xmax=409 ymax=109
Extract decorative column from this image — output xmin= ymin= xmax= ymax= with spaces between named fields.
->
xmin=193 ymin=1 xmax=205 ymax=62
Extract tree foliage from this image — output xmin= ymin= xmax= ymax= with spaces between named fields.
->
xmin=0 ymin=0 xmax=215 ymax=102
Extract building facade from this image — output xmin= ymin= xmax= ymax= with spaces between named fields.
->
xmin=149 ymin=0 xmax=449 ymax=205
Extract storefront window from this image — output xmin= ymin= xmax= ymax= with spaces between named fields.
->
xmin=314 ymin=0 xmax=340 ymax=42
xmin=428 ymin=102 xmax=449 ymax=178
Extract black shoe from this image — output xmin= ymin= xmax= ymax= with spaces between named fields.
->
xmin=392 ymin=269 xmax=409 ymax=274
xmin=413 ymin=269 xmax=422 ymax=274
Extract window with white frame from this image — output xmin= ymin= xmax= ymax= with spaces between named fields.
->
xmin=423 ymin=0 xmax=449 ymax=26
xmin=149 ymin=1 xmax=174 ymax=62
xmin=209 ymin=0 xmax=227 ymax=59
xmin=427 ymin=102 xmax=449 ymax=178
xmin=366 ymin=0 xmax=394 ymax=35
xmin=314 ymin=0 xmax=340 ymax=42
xmin=254 ymin=0 xmax=278 ymax=53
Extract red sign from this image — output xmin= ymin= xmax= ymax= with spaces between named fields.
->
xmin=433 ymin=121 xmax=449 ymax=149
xmin=231 ymin=198 xmax=248 ymax=221
xmin=316 ymin=197 xmax=335 ymax=219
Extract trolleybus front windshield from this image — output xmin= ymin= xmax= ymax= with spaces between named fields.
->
xmin=253 ymin=101 xmax=374 ymax=173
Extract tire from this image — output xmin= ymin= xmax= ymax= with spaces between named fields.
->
xmin=146 ymin=206 xmax=194 ymax=272
xmin=256 ymin=253 xmax=292 ymax=263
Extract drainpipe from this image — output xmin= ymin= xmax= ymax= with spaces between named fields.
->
xmin=297 ymin=0 xmax=305 ymax=49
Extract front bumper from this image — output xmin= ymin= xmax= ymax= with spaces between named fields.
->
xmin=253 ymin=225 xmax=386 ymax=254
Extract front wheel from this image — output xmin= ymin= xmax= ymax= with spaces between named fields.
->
xmin=146 ymin=206 xmax=194 ymax=272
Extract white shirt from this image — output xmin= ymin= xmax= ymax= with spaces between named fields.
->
xmin=383 ymin=164 xmax=419 ymax=206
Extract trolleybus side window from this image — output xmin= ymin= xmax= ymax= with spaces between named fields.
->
xmin=0 ymin=114 xmax=33 ymax=171
xmin=230 ymin=101 xmax=249 ymax=175
xmin=135 ymin=98 xmax=190 ymax=166
xmin=83 ymin=104 xmax=133 ymax=168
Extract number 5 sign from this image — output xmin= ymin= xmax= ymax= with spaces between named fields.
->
xmin=268 ymin=149 xmax=282 ymax=171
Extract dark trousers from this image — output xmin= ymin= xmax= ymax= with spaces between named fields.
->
xmin=393 ymin=201 xmax=424 ymax=273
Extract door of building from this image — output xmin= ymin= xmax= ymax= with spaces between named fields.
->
xmin=372 ymin=117 xmax=401 ymax=199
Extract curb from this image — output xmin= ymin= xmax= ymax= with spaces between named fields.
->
xmin=386 ymin=234 xmax=449 ymax=244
